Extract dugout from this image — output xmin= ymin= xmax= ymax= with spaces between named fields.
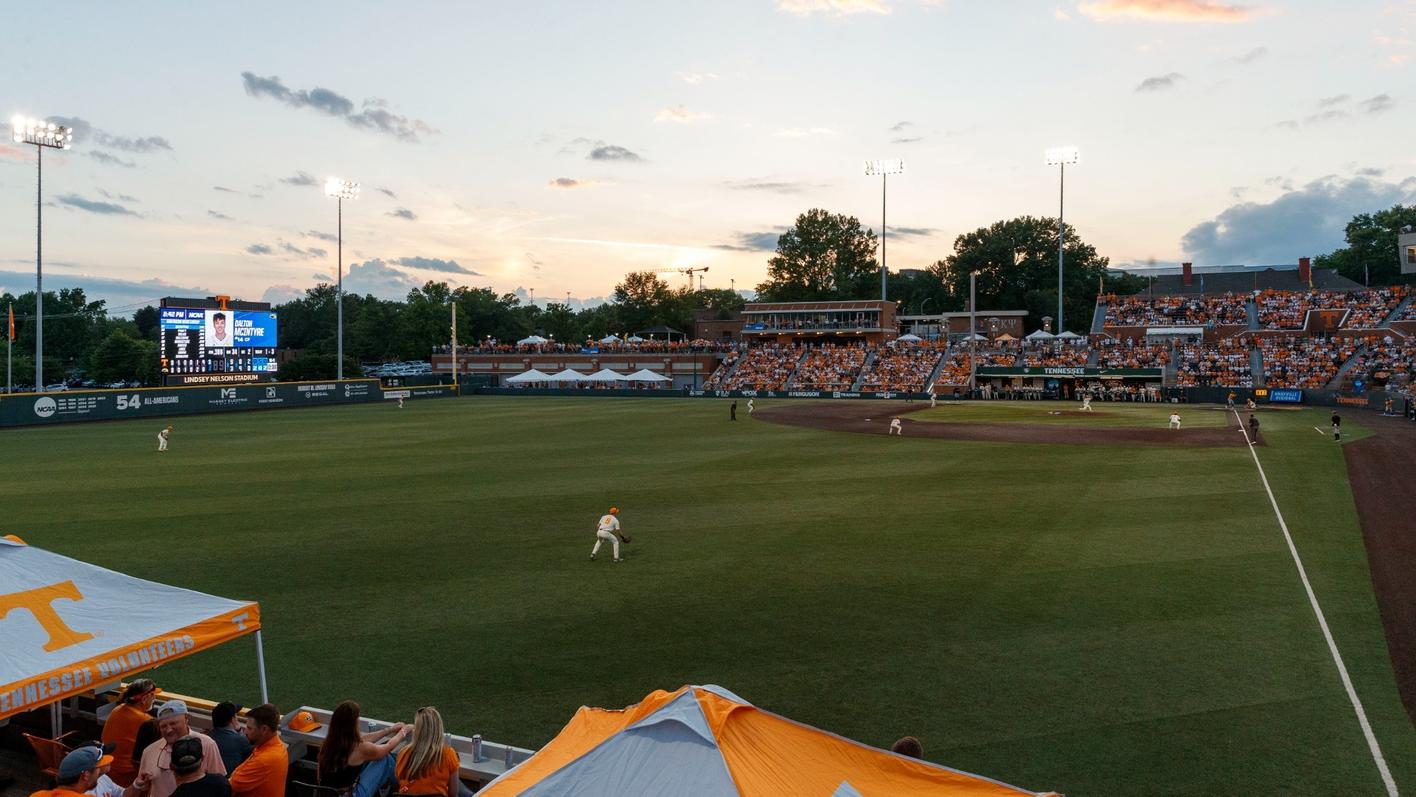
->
xmin=972 ymin=366 xmax=1165 ymax=400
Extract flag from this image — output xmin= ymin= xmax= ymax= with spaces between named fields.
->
xmin=6 ymin=304 xmax=13 ymax=342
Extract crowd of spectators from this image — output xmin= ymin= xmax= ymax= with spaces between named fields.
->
xmin=1340 ymin=287 xmax=1405 ymax=328
xmin=1103 ymin=293 xmax=1249 ymax=327
xmin=1095 ymin=339 xmax=1172 ymax=369
xmin=1257 ymin=288 xmax=1406 ymax=330
xmin=1020 ymin=343 xmax=1089 ymax=368
xmin=1174 ymin=339 xmax=1253 ymax=387
xmin=1258 ymin=335 xmax=1355 ymax=389
xmin=442 ymin=338 xmax=737 ymax=356
xmin=707 ymin=346 xmax=799 ymax=390
xmin=790 ymin=345 xmax=869 ymax=390
xmin=934 ymin=349 xmax=1018 ymax=385
xmin=859 ymin=345 xmax=945 ymax=392
xmin=1343 ymin=335 xmax=1416 ymax=393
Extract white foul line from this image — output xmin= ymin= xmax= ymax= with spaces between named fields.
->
xmin=1233 ymin=409 xmax=1399 ymax=796
xmin=1314 ymin=426 xmax=1328 ymax=436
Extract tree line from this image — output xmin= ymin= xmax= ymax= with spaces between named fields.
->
xmin=3 ymin=203 xmax=1411 ymax=387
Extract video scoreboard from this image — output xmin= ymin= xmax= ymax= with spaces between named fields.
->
xmin=159 ymin=297 xmax=279 ymax=385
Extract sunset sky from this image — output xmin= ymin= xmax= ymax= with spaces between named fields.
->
xmin=2 ymin=0 xmax=1414 ymax=313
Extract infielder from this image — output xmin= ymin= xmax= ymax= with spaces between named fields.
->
xmin=591 ymin=507 xmax=626 ymax=563
xmin=1168 ymin=412 xmax=1181 ymax=430
xmin=1080 ymin=394 xmax=1093 ymax=412
xmin=157 ymin=425 xmax=172 ymax=452
xmin=888 ymin=417 xmax=903 ymax=436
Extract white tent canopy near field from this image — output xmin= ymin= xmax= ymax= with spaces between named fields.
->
xmin=547 ymin=369 xmax=587 ymax=382
xmin=0 ymin=536 xmax=265 ymax=729
xmin=625 ymin=369 xmax=671 ymax=383
xmin=1024 ymin=329 xmax=1055 ymax=341
xmin=585 ymin=369 xmax=627 ymax=382
xmin=504 ymin=369 xmax=552 ymax=384
xmin=896 ymin=333 xmax=923 ymax=342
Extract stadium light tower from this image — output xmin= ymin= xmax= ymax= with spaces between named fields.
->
xmin=324 ymin=178 xmax=359 ymax=380
xmin=864 ymin=159 xmax=904 ymax=302
xmin=1045 ymin=146 xmax=1078 ymax=333
xmin=12 ymin=116 xmax=74 ymax=392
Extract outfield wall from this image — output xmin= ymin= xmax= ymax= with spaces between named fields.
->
xmin=0 ymin=380 xmax=457 ymax=428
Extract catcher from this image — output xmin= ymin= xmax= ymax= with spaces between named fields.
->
xmin=591 ymin=506 xmax=630 ymax=563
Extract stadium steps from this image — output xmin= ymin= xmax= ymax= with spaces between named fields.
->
xmin=1090 ymin=301 xmax=1107 ymax=335
xmin=1086 ymin=348 xmax=1100 ymax=368
xmin=1247 ymin=299 xmax=1260 ymax=330
xmin=850 ymin=351 xmax=878 ymax=391
xmin=924 ymin=350 xmax=952 ymax=391
xmin=1251 ymin=348 xmax=1266 ymax=387
xmin=1327 ymin=344 xmax=1369 ymax=390
xmin=1380 ymin=293 xmax=1414 ymax=327
xmin=703 ymin=355 xmax=740 ymax=388
xmin=784 ymin=348 xmax=811 ymax=389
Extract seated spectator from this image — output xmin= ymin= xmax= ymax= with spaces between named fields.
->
xmin=102 ymin=680 xmax=159 ymax=787
xmin=33 ymin=744 xmax=116 ymax=797
xmin=318 ymin=701 xmax=409 ymax=797
xmin=169 ymin=738 xmax=230 ymax=797
xmin=891 ymin=736 xmax=923 ymax=759
xmin=207 ymin=703 xmax=251 ymax=775
xmin=394 ymin=708 xmax=463 ymax=797
xmin=136 ymin=701 xmax=226 ymax=797
xmin=227 ymin=705 xmax=287 ymax=797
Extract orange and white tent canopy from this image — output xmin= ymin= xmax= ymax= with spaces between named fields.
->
xmin=0 ymin=536 xmax=261 ymax=721
xmin=481 ymin=685 xmax=1058 ymax=796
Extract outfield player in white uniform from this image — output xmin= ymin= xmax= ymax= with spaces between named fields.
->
xmin=889 ymin=417 xmax=903 ymax=436
xmin=591 ymin=507 xmax=623 ymax=562
xmin=157 ymin=425 xmax=171 ymax=452
xmin=747 ymin=398 xmax=754 ymax=415
xmin=1080 ymin=394 xmax=1093 ymax=412
xmin=929 ymin=391 xmax=937 ymax=408
xmin=1168 ymin=412 xmax=1181 ymax=430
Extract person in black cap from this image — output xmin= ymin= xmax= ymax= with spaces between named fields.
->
xmin=1330 ymin=410 xmax=1342 ymax=441
xmin=169 ymin=738 xmax=229 ymax=797
xmin=208 ymin=702 xmax=251 ymax=774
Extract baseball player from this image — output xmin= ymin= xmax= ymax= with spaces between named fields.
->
xmin=157 ymin=425 xmax=172 ymax=452
xmin=1226 ymin=391 xmax=1236 ymax=409
xmin=1080 ymin=394 xmax=1093 ymax=412
xmin=929 ymin=391 xmax=937 ymax=408
xmin=398 ymin=396 xmax=405 ymax=409
xmin=1331 ymin=410 xmax=1341 ymax=441
xmin=1168 ymin=412 xmax=1181 ymax=430
xmin=747 ymin=398 xmax=754 ymax=415
xmin=888 ymin=417 xmax=903 ymax=436
xmin=590 ymin=507 xmax=625 ymax=563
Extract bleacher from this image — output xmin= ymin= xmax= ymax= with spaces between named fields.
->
xmin=858 ymin=345 xmax=945 ymax=393
xmin=710 ymin=346 xmax=799 ymax=390
xmin=790 ymin=345 xmax=868 ymax=390
xmin=1258 ymin=335 xmax=1356 ymax=389
xmin=1102 ymin=293 xmax=1249 ymax=328
xmin=1095 ymin=340 xmax=1172 ymax=369
xmin=1175 ymin=340 xmax=1253 ymax=388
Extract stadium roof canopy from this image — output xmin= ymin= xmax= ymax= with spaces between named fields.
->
xmin=0 ymin=536 xmax=264 ymax=722
xmin=480 ymin=685 xmax=1057 ymax=796
xmin=744 ymin=301 xmax=889 ymax=314
xmin=1116 ymin=265 xmax=1363 ymax=296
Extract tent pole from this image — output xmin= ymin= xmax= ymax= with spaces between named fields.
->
xmin=254 ymin=630 xmax=269 ymax=704
xmin=51 ymin=701 xmax=61 ymax=737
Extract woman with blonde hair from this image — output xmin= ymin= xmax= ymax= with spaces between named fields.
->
xmin=394 ymin=707 xmax=462 ymax=797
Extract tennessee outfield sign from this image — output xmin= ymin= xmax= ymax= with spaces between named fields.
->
xmin=974 ymin=366 xmax=1164 ymax=378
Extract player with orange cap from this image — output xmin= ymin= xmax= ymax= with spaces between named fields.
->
xmin=157 ymin=425 xmax=173 ymax=452
xmin=591 ymin=506 xmax=625 ymax=563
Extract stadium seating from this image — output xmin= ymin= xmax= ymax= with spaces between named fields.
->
xmin=1258 ymin=335 xmax=1355 ymax=389
xmin=791 ymin=345 xmax=869 ymax=390
xmin=1257 ymin=288 xmax=1405 ymax=330
xmin=1096 ymin=340 xmax=1171 ymax=369
xmin=712 ymin=346 xmax=800 ymax=390
xmin=858 ymin=344 xmax=945 ymax=392
xmin=1020 ymin=343 xmax=1089 ymax=367
xmin=1103 ymin=293 xmax=1248 ymax=327
xmin=1175 ymin=340 xmax=1253 ymax=387
xmin=1344 ymin=336 xmax=1416 ymax=393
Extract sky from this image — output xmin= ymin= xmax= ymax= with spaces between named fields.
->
xmin=2 ymin=0 xmax=1414 ymax=314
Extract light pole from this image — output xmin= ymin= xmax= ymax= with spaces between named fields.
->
xmin=865 ymin=159 xmax=904 ymax=302
xmin=1045 ymin=146 xmax=1078 ymax=333
xmin=12 ymin=116 xmax=74 ymax=391
xmin=969 ymin=271 xmax=978 ymax=397
xmin=324 ymin=178 xmax=359 ymax=380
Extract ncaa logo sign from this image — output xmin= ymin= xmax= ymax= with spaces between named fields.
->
xmin=33 ymin=397 xmax=57 ymax=418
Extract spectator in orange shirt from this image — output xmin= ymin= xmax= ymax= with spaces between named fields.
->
xmin=102 ymin=680 xmax=159 ymax=787
xmin=394 ymin=708 xmax=463 ymax=797
xmin=228 ymin=705 xmax=287 ymax=797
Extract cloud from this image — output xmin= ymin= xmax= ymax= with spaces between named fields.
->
xmin=1077 ymin=0 xmax=1252 ymax=23
xmin=54 ymin=194 xmax=139 ymax=216
xmin=394 ymin=256 xmax=481 ymax=275
xmin=723 ymin=179 xmax=823 ymax=194
xmin=888 ymin=121 xmax=912 ymax=132
xmin=303 ymin=230 xmax=339 ymax=243
xmin=871 ymin=226 xmax=936 ymax=238
xmin=280 ymin=241 xmax=327 ymax=260
xmin=1317 ymin=94 xmax=1351 ymax=108
xmin=714 ymin=230 xmax=786 ymax=252
xmin=312 ymin=272 xmax=333 ymax=282
xmin=655 ymin=105 xmax=713 ymax=124
xmin=88 ymin=151 xmax=136 ymax=168
xmin=49 ymin=116 xmax=172 ymax=154
xmin=213 ymin=186 xmax=238 ymax=193
xmin=240 ymin=72 xmax=436 ymax=143
xmin=342 ymin=259 xmax=422 ymax=299
xmin=1303 ymin=109 xmax=1347 ymax=125
xmin=774 ymin=127 xmax=837 ymax=137
xmin=1135 ymin=72 xmax=1185 ymax=91
xmin=208 ymin=210 xmax=234 ymax=221
xmin=1359 ymin=94 xmax=1394 ymax=114
xmin=376 ymin=187 xmax=397 ymax=198
xmin=246 ymin=244 xmax=274 ymax=255
xmin=676 ymin=71 xmax=719 ymax=84
xmin=778 ymin=0 xmax=890 ymax=16
xmin=1179 ymin=175 xmax=1416 ymax=263
xmin=891 ymin=136 xmax=923 ymax=144
xmin=1356 ymin=166 xmax=1385 ymax=178
xmin=262 ymin=284 xmax=305 ymax=305
xmin=588 ymin=144 xmax=644 ymax=162
xmin=96 ymin=189 xmax=139 ymax=203
xmin=1232 ymin=46 xmax=1267 ymax=63
xmin=0 ymin=270 xmax=211 ymax=313
xmin=547 ymin=177 xmax=588 ymax=189
xmin=280 ymin=171 xmax=320 ymax=187
xmin=387 ymin=207 xmax=417 ymax=220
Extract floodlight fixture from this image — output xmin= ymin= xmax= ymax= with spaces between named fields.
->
xmin=324 ymin=178 xmax=359 ymax=200
xmin=1044 ymin=146 xmax=1078 ymax=166
xmin=864 ymin=158 xmax=905 ymax=301
xmin=864 ymin=159 xmax=904 ymax=176
xmin=12 ymin=116 xmax=73 ymax=150
xmin=325 ymin=177 xmax=358 ymax=379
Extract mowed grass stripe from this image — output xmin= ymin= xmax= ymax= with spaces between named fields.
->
xmin=1 ymin=397 xmax=1411 ymax=795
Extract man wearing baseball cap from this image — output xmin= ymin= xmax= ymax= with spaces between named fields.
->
xmin=135 ymin=701 xmax=226 ymax=797
xmin=169 ymin=737 xmax=230 ymax=797
xmin=591 ymin=506 xmax=623 ymax=563
xmin=208 ymin=702 xmax=251 ymax=774
xmin=101 ymin=679 xmax=159 ymax=788
xmin=30 ymin=745 xmax=114 ymax=797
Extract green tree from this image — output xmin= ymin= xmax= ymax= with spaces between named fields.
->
xmin=538 ymin=302 xmax=582 ymax=342
xmin=933 ymin=216 xmax=1123 ymax=334
xmin=133 ymin=306 xmax=160 ymax=340
xmin=755 ymin=209 xmax=879 ymax=301
xmin=613 ymin=272 xmax=675 ymax=334
xmin=1314 ymin=204 xmax=1416 ymax=286
xmin=88 ymin=329 xmax=146 ymax=383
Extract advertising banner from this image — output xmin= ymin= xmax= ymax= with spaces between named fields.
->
xmin=974 ymin=366 xmax=1163 ymax=378
xmin=0 ymin=380 xmax=384 ymax=427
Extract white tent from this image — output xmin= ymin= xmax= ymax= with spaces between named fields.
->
xmin=1056 ymin=331 xmax=1085 ymax=342
xmin=896 ymin=333 xmax=923 ymax=342
xmin=961 ymin=333 xmax=987 ymax=341
xmin=599 ymin=335 xmax=622 ymax=344
xmin=547 ymin=369 xmax=587 ymax=382
xmin=1024 ymin=330 xmax=1056 ymax=341
xmin=626 ymin=335 xmax=647 ymax=343
xmin=625 ymin=368 xmax=671 ymax=383
xmin=585 ymin=368 xmax=627 ymax=382
xmin=504 ymin=369 xmax=552 ymax=384
xmin=517 ymin=335 xmax=549 ymax=345
xmin=0 ymin=536 xmax=266 ymax=723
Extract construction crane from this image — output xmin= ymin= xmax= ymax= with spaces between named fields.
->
xmin=657 ymin=266 xmax=710 ymax=290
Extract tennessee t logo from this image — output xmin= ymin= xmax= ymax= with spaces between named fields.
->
xmin=0 ymin=581 xmax=95 ymax=652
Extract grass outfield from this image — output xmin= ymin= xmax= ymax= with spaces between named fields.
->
xmin=912 ymin=400 xmax=1234 ymax=429
xmin=3 ymin=397 xmax=1413 ymax=795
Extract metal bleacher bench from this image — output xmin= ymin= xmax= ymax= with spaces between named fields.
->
xmin=278 ymin=706 xmax=535 ymax=789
